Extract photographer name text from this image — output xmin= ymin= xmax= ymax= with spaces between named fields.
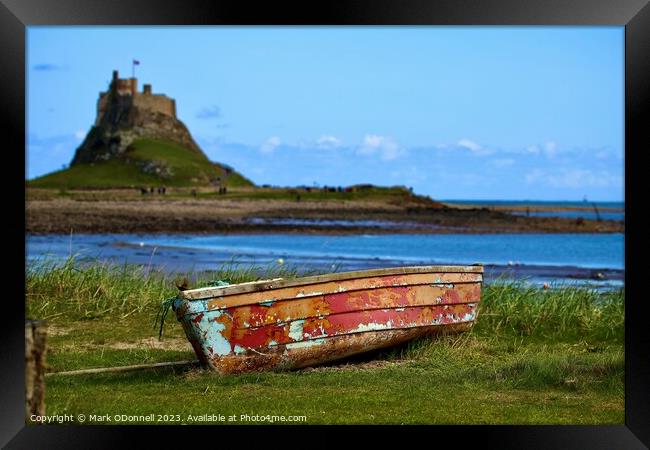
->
xmin=29 ymin=413 xmax=307 ymax=424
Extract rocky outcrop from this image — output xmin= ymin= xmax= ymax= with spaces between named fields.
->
xmin=71 ymin=73 xmax=205 ymax=165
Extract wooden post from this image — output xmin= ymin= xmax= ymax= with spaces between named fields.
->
xmin=592 ymin=202 xmax=602 ymax=222
xmin=25 ymin=320 xmax=47 ymax=420
xmin=45 ymin=360 xmax=199 ymax=377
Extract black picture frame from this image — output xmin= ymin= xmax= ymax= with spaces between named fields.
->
xmin=5 ymin=0 xmax=648 ymax=447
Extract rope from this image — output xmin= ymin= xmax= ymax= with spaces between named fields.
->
xmin=154 ymin=279 xmax=231 ymax=339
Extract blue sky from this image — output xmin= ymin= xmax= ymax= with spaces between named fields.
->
xmin=27 ymin=26 xmax=624 ymax=201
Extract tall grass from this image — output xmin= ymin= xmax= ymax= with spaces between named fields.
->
xmin=27 ymin=258 xmax=170 ymax=321
xmin=26 ymin=258 xmax=624 ymax=343
xmin=474 ymin=279 xmax=624 ymax=342
xmin=25 ymin=257 xmax=303 ymax=321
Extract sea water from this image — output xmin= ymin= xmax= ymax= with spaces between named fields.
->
xmin=442 ymin=200 xmax=625 ymax=222
xmin=27 ymin=232 xmax=624 ymax=288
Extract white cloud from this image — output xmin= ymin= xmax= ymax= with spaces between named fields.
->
xmin=525 ymin=168 xmax=622 ymax=188
xmin=522 ymin=141 xmax=559 ymax=158
xmin=357 ymin=135 xmax=382 ymax=155
xmin=595 ymin=150 xmax=609 ymax=160
xmin=456 ymin=138 xmax=493 ymax=156
xmin=316 ymin=135 xmax=341 ymax=149
xmin=544 ymin=141 xmax=558 ymax=158
xmin=260 ymin=136 xmax=281 ymax=154
xmin=457 ymin=139 xmax=482 ymax=152
xmin=526 ymin=145 xmax=540 ymax=154
xmin=492 ymin=158 xmax=515 ymax=168
xmin=357 ymin=135 xmax=405 ymax=161
xmin=74 ymin=129 xmax=86 ymax=140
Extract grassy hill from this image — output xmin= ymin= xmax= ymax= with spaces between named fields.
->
xmin=29 ymin=139 xmax=254 ymax=189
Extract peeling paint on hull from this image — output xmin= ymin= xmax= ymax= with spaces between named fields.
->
xmin=173 ymin=266 xmax=483 ymax=374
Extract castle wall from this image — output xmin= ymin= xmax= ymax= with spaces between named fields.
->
xmin=115 ymin=78 xmax=137 ymax=96
xmin=96 ymin=86 xmax=176 ymax=125
xmin=133 ymin=93 xmax=176 ymax=118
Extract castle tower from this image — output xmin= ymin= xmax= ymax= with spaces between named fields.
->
xmin=73 ymin=69 xmax=202 ymax=165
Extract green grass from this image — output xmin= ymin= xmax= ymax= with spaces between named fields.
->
xmin=182 ymin=184 xmax=441 ymax=207
xmin=26 ymin=184 xmax=432 ymax=205
xmin=27 ymin=176 xmax=433 ymax=205
xmin=26 ymin=259 xmax=624 ymax=424
xmin=475 ymin=279 xmax=624 ymax=342
xmin=203 ymin=185 xmax=415 ymax=201
xmin=28 ymin=138 xmax=254 ymax=189
xmin=27 ymin=159 xmax=162 ymax=189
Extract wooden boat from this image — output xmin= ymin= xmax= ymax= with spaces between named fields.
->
xmin=172 ymin=265 xmax=483 ymax=374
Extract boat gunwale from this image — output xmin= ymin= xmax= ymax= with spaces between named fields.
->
xmin=175 ymin=279 xmax=482 ymax=315
xmin=180 ymin=265 xmax=484 ymax=300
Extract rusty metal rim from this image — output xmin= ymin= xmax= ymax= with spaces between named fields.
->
xmin=181 ymin=265 xmax=484 ymax=300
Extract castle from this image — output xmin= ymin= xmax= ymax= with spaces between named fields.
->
xmin=72 ymin=70 xmax=203 ymax=165
xmin=96 ymin=70 xmax=177 ymax=124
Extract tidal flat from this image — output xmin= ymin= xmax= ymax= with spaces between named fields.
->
xmin=26 ymin=187 xmax=624 ymax=235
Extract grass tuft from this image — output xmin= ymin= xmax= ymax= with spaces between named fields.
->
xmin=475 ymin=278 xmax=623 ymax=342
xmin=27 ymin=257 xmax=306 ymax=320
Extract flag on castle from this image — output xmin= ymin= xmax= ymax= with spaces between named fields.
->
xmin=132 ymin=59 xmax=140 ymax=79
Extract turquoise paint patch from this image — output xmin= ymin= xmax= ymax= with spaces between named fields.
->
xmin=288 ymin=319 xmax=305 ymax=341
xmin=176 ymin=298 xmax=212 ymax=316
xmin=461 ymin=310 xmax=476 ymax=321
xmin=198 ymin=310 xmax=232 ymax=356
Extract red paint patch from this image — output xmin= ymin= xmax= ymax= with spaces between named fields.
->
xmin=222 ymin=303 xmax=478 ymax=351
xmin=192 ymin=312 xmax=205 ymax=324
